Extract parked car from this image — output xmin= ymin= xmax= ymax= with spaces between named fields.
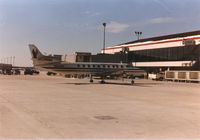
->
xmin=13 ymin=69 xmax=21 ymax=75
xmin=47 ymin=71 xmax=56 ymax=76
xmin=24 ymin=68 xmax=39 ymax=75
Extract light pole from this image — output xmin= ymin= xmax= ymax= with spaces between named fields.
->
xmin=13 ymin=56 xmax=15 ymax=66
xmin=103 ymin=23 xmax=106 ymax=54
xmin=135 ymin=31 xmax=142 ymax=40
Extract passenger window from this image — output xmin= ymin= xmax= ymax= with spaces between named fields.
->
xmin=88 ymin=65 xmax=90 ymax=68
xmin=77 ymin=64 xmax=80 ymax=67
xmin=83 ymin=64 xmax=85 ymax=68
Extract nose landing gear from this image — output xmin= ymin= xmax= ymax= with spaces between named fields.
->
xmin=131 ymin=80 xmax=134 ymax=85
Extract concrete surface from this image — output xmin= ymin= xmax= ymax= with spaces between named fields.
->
xmin=0 ymin=74 xmax=200 ymax=139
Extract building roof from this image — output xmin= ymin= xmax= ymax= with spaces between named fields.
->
xmin=119 ymin=30 xmax=200 ymax=46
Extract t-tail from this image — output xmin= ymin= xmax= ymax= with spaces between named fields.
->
xmin=29 ymin=44 xmax=44 ymax=59
xmin=29 ymin=44 xmax=53 ymax=67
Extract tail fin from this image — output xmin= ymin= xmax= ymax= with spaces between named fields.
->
xmin=29 ymin=44 xmax=44 ymax=59
xmin=29 ymin=44 xmax=52 ymax=67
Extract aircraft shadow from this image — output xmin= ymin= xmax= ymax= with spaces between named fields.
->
xmin=59 ymin=82 xmax=160 ymax=87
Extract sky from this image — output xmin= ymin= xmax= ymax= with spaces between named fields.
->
xmin=0 ymin=0 xmax=200 ymax=66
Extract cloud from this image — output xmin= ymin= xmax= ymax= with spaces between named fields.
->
xmin=152 ymin=0 xmax=172 ymax=13
xmin=149 ymin=17 xmax=174 ymax=24
xmin=106 ymin=21 xmax=130 ymax=33
xmin=84 ymin=11 xmax=101 ymax=17
xmin=86 ymin=21 xmax=131 ymax=33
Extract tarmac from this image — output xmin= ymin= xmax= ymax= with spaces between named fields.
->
xmin=0 ymin=74 xmax=200 ymax=139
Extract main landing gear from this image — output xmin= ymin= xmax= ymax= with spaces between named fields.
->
xmin=131 ymin=76 xmax=135 ymax=85
xmin=100 ymin=80 xmax=106 ymax=84
xmin=89 ymin=75 xmax=93 ymax=83
xmin=131 ymin=80 xmax=135 ymax=85
xmin=89 ymin=79 xmax=105 ymax=84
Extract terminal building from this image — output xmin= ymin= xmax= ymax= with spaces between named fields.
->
xmin=103 ymin=30 xmax=200 ymax=73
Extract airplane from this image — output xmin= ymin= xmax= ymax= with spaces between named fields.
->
xmin=29 ymin=44 xmax=140 ymax=85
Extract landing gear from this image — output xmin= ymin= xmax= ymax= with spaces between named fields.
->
xmin=131 ymin=80 xmax=134 ymax=85
xmin=89 ymin=75 xmax=93 ymax=83
xmin=100 ymin=76 xmax=106 ymax=84
xmin=100 ymin=80 xmax=106 ymax=84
